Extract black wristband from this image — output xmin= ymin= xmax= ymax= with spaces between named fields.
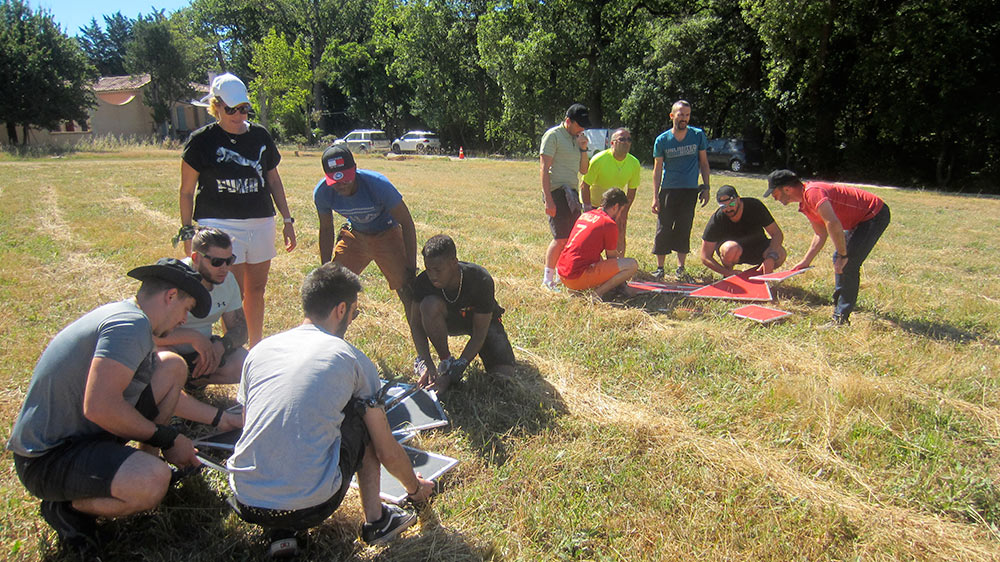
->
xmin=145 ymin=424 xmax=179 ymax=450
xmin=211 ymin=407 xmax=224 ymax=428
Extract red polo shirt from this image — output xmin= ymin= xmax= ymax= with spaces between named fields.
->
xmin=799 ymin=182 xmax=884 ymax=230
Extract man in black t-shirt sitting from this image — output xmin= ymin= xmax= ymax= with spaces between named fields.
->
xmin=700 ymin=185 xmax=787 ymax=278
xmin=409 ymin=235 xmax=516 ymax=393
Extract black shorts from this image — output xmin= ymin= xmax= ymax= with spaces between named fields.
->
xmin=548 ymin=187 xmax=581 ymax=240
xmin=446 ymin=315 xmax=516 ymax=372
xmin=719 ymin=236 xmax=771 ymax=265
xmin=233 ymin=402 xmax=370 ymax=530
xmin=13 ymin=385 xmax=159 ymax=501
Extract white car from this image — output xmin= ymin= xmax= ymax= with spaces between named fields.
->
xmin=334 ymin=129 xmax=391 ymax=153
xmin=392 ymin=131 xmax=441 ymax=154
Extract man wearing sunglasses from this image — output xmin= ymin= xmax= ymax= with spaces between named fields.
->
xmin=156 ymin=228 xmax=248 ymax=399
xmin=699 ymin=185 xmax=786 ymax=278
xmin=579 ymin=128 xmax=642 ymax=256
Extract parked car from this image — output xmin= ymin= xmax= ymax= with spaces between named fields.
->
xmin=706 ymin=138 xmax=763 ymax=172
xmin=392 ymin=131 xmax=441 ymax=153
xmin=334 ymin=129 xmax=391 ymax=153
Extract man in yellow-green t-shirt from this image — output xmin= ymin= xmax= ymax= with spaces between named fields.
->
xmin=580 ymin=128 xmax=641 ymax=256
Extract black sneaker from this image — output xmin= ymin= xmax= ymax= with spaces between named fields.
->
xmin=652 ymin=267 xmax=665 ymax=280
xmin=267 ymin=528 xmax=300 ymax=558
xmin=360 ymin=503 xmax=417 ymax=545
xmin=675 ymin=266 xmax=694 ymax=283
xmin=40 ymin=500 xmax=101 ymax=559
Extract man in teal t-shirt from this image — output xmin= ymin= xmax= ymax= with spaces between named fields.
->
xmin=580 ymin=127 xmax=641 ymax=256
xmin=651 ymin=100 xmax=712 ymax=281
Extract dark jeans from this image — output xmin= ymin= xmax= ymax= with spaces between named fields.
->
xmin=833 ymin=204 xmax=891 ymax=320
xmin=653 ymin=188 xmax=700 ymax=255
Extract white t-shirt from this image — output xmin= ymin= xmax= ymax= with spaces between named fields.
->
xmin=228 ymin=324 xmax=381 ymax=510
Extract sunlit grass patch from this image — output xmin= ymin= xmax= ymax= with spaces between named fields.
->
xmin=2 ymin=150 xmax=1000 ymax=560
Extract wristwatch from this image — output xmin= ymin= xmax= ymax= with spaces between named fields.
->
xmin=283 ymin=217 xmax=295 ymax=224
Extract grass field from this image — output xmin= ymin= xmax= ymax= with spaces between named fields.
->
xmin=1 ymin=148 xmax=999 ymax=561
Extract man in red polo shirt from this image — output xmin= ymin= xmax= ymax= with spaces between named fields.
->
xmin=765 ymin=169 xmax=891 ymax=326
xmin=557 ymin=188 xmax=639 ymax=299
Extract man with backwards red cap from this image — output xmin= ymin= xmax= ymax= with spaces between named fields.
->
xmin=313 ymin=145 xmax=418 ymax=315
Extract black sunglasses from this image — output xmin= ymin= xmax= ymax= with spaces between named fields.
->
xmin=199 ymin=252 xmax=236 ymax=267
xmin=223 ymin=105 xmax=251 ymax=115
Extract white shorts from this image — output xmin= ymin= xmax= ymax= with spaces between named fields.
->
xmin=197 ymin=217 xmax=277 ymax=265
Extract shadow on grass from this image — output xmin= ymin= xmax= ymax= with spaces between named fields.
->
xmin=37 ymin=475 xmax=492 ymax=562
xmin=439 ymin=361 xmax=567 ymax=467
xmin=873 ymin=311 xmax=1000 ymax=345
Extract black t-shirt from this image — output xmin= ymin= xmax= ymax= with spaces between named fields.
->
xmin=702 ymin=197 xmax=775 ymax=243
xmin=182 ymin=122 xmax=281 ymax=220
xmin=412 ymin=262 xmax=503 ymax=323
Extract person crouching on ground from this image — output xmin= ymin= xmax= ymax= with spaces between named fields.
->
xmin=409 ymin=234 xmax=516 ymax=393
xmin=227 ymin=263 xmax=434 ymax=557
xmin=557 ymin=188 xmax=639 ymax=299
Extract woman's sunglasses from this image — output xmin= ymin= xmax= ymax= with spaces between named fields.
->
xmin=223 ymin=104 xmax=251 ymax=115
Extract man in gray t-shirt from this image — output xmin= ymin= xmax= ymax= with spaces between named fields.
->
xmin=228 ymin=263 xmax=434 ymax=556
xmin=539 ymin=103 xmax=592 ymax=290
xmin=7 ymin=258 xmax=212 ymax=557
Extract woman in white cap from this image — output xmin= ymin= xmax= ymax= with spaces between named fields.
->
xmin=177 ymin=73 xmax=297 ymax=347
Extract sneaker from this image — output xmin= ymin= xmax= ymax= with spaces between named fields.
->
xmin=652 ymin=267 xmax=665 ymax=279
xmin=817 ymin=315 xmax=850 ymax=330
xmin=675 ymin=266 xmax=693 ymax=283
xmin=267 ymin=528 xmax=300 ymax=558
xmin=40 ymin=500 xmax=100 ymax=557
xmin=361 ymin=503 xmax=417 ymax=545
xmin=541 ymin=280 xmax=561 ymax=292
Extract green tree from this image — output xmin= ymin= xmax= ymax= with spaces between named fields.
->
xmin=372 ymin=0 xmax=499 ymax=148
xmin=248 ymin=28 xmax=313 ymax=140
xmin=623 ymin=0 xmax=765 ymax=161
xmin=478 ymin=0 xmax=661 ymax=152
xmin=126 ymin=11 xmax=203 ymax=137
xmin=319 ymin=38 xmax=412 ymax=132
xmin=77 ymin=12 xmax=133 ymax=76
xmin=0 ymin=0 xmax=96 ymax=144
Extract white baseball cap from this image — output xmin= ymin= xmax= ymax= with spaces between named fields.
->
xmin=206 ymin=73 xmax=250 ymax=107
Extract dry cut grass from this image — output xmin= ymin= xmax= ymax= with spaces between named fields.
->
xmin=1 ymin=149 xmax=998 ymax=561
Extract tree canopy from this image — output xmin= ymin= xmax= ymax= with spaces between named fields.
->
xmin=44 ymin=0 xmax=1000 ymax=188
xmin=0 ymin=0 xmax=96 ymax=144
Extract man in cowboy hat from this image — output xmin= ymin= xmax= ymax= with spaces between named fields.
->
xmin=7 ymin=258 xmax=212 ymax=558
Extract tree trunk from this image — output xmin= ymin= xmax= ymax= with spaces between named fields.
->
xmin=6 ymin=122 xmax=17 ymax=145
xmin=21 ymin=124 xmax=30 ymax=145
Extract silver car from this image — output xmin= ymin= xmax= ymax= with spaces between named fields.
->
xmin=392 ymin=131 xmax=441 ymax=154
xmin=334 ymin=129 xmax=391 ymax=153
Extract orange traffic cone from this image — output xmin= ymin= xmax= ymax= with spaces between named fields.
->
xmin=459 ymin=146 xmax=465 ymax=159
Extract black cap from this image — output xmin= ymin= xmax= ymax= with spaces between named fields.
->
xmin=764 ymin=169 xmax=801 ymax=197
xmin=127 ymin=258 xmax=212 ymax=318
xmin=322 ymin=145 xmax=357 ymax=185
xmin=717 ymin=185 xmax=739 ymax=202
xmin=566 ymin=103 xmax=592 ymax=128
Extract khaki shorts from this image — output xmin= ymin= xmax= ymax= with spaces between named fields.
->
xmin=561 ymin=259 xmax=624 ymax=291
xmin=333 ymin=226 xmax=412 ymax=290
